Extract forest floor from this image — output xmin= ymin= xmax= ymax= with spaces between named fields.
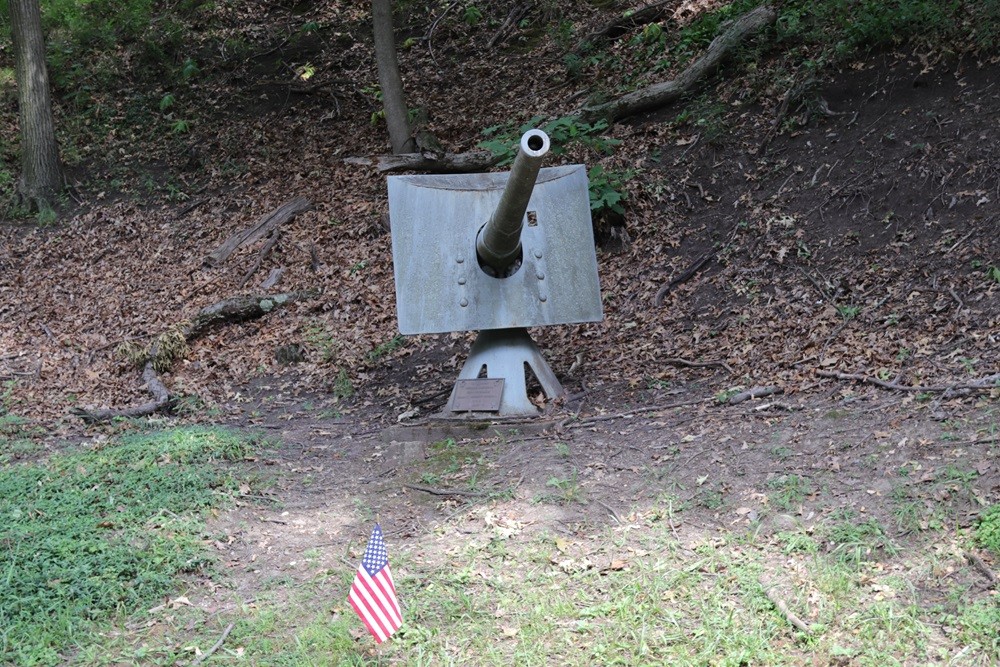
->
xmin=1 ymin=0 xmax=999 ymax=664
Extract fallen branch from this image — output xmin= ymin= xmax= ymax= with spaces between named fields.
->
xmin=240 ymin=230 xmax=281 ymax=286
xmin=204 ymin=196 xmax=311 ymax=267
xmin=343 ymin=150 xmax=501 ymax=174
xmin=487 ymin=2 xmax=530 ymax=50
xmin=595 ymin=499 xmax=626 ymax=524
xmin=73 ymin=291 xmax=318 ymax=423
xmin=569 ymin=397 xmax=709 ymax=427
xmin=190 ymin=622 xmax=235 ymax=667
xmin=816 ymin=370 xmax=1000 ymax=393
xmin=579 ymin=5 xmax=776 ymax=124
xmin=663 ymin=356 xmax=733 ymax=374
xmin=759 ymin=578 xmax=811 ymax=635
xmin=654 ymin=251 xmax=714 ymax=306
xmin=966 ymin=550 xmax=998 ymax=588
xmin=574 ymin=0 xmax=673 ymax=55
xmin=728 ymin=385 xmax=783 ymax=405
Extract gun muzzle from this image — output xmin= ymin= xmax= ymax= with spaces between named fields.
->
xmin=476 ymin=129 xmax=550 ymax=277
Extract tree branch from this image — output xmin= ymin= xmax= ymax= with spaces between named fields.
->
xmin=579 ymin=5 xmax=776 ymax=124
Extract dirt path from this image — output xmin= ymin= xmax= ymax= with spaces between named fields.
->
xmin=206 ymin=384 xmax=998 ymax=610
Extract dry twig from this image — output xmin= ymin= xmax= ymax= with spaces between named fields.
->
xmin=816 ymin=369 xmax=1000 ymax=393
xmin=966 ymin=550 xmax=998 ymax=588
xmin=190 ymin=622 xmax=235 ymax=666
xmin=759 ymin=578 xmax=811 ymax=634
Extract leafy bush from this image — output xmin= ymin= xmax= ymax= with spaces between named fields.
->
xmin=479 ymin=115 xmax=627 ymax=216
xmin=776 ymin=0 xmax=980 ymax=55
xmin=977 ymin=504 xmax=1000 ymax=557
xmin=479 ymin=114 xmax=620 ymax=165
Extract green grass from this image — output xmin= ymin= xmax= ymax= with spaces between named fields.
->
xmin=75 ymin=488 xmax=1000 ymax=666
xmin=820 ymin=513 xmax=898 ymax=567
xmin=977 ymin=504 xmax=1000 ymax=556
xmin=767 ymin=474 xmax=812 ymax=510
xmin=0 ymin=426 xmax=260 ymax=666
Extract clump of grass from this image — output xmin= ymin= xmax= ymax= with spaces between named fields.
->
xmin=820 ymin=513 xmax=897 ymax=567
xmin=976 ymin=504 xmax=1000 ymax=557
xmin=0 ymin=427 xmax=259 ymax=665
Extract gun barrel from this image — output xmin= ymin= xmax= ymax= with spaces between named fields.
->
xmin=476 ymin=129 xmax=550 ymax=276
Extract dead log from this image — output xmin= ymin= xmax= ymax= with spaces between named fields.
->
xmin=579 ymin=5 xmax=776 ymax=124
xmin=487 ymin=2 xmax=531 ymax=50
xmin=240 ymin=230 xmax=280 ymax=286
xmin=204 ymin=196 xmax=312 ymax=267
xmin=574 ymin=0 xmax=673 ymax=55
xmin=73 ymin=290 xmax=318 ymax=423
xmin=728 ymin=385 xmax=783 ymax=405
xmin=184 ymin=291 xmax=319 ymax=340
xmin=343 ymin=150 xmax=501 ymax=174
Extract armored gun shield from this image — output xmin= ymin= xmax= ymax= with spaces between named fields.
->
xmin=388 ymin=131 xmax=603 ymax=416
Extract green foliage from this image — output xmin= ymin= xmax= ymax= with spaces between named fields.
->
xmin=821 ymin=513 xmax=897 ymax=567
xmin=775 ymin=0 xmax=989 ymax=57
xmin=767 ymin=474 xmax=812 ymax=510
xmin=368 ymin=334 xmax=406 ymax=362
xmin=977 ymin=504 xmax=1000 ymax=557
xmin=478 ymin=115 xmax=619 ymax=165
xmin=587 ymin=164 xmax=628 ymax=215
xmin=158 ymin=93 xmax=176 ymax=112
xmin=299 ymin=20 xmax=321 ymax=34
xmin=463 ymin=4 xmax=483 ymax=26
xmin=543 ymin=469 xmax=583 ymax=503
xmin=0 ymin=427 xmax=259 ymax=665
xmin=305 ymin=321 xmax=338 ymax=362
xmin=333 ymin=369 xmax=354 ymax=400
xmin=837 ymin=304 xmax=861 ymax=320
xmin=480 ymin=115 xmax=627 ymax=215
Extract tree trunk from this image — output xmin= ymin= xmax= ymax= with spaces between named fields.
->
xmin=8 ymin=0 xmax=62 ymax=209
xmin=372 ymin=0 xmax=416 ymax=154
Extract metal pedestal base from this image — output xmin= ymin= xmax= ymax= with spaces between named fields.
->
xmin=443 ymin=328 xmax=563 ymax=417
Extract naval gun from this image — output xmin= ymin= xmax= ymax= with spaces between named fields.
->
xmin=476 ymin=129 xmax=550 ymax=278
xmin=388 ymin=129 xmax=603 ymax=417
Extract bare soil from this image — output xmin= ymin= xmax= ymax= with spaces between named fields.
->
xmin=198 ymin=55 xmax=1000 ymax=612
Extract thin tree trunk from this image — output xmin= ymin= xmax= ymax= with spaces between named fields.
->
xmin=372 ymin=0 xmax=416 ymax=154
xmin=8 ymin=0 xmax=62 ymax=209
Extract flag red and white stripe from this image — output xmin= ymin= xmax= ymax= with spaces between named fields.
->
xmin=348 ymin=524 xmax=402 ymax=643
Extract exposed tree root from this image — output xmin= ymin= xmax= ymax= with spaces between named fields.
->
xmin=816 ymin=369 xmax=1000 ymax=393
xmin=966 ymin=550 xmax=998 ymax=589
xmin=73 ymin=291 xmax=318 ymax=423
xmin=349 ymin=6 xmax=774 ymax=175
xmin=663 ymin=356 xmax=733 ymax=374
xmin=579 ymin=5 xmax=777 ymax=124
xmin=573 ymin=0 xmax=674 ymax=56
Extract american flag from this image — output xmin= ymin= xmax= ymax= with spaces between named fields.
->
xmin=348 ymin=524 xmax=402 ymax=643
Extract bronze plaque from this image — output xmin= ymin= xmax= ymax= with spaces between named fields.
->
xmin=451 ymin=378 xmax=505 ymax=412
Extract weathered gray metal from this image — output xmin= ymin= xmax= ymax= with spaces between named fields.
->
xmin=387 ymin=128 xmax=604 ymax=418
xmin=476 ymin=129 xmax=550 ymax=277
xmin=389 ymin=165 xmax=602 ymax=335
xmin=443 ymin=328 xmax=563 ymax=416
